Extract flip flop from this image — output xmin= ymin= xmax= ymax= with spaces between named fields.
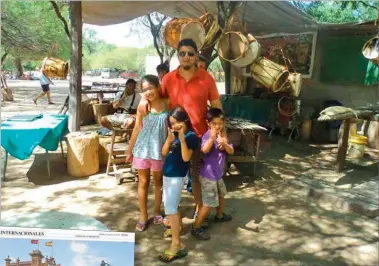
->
xmin=135 ymin=221 xmax=149 ymax=232
xmin=153 ymin=215 xmax=163 ymax=225
xmin=158 ymin=248 xmax=188 ymax=263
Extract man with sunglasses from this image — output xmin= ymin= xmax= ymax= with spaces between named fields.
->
xmin=161 ymin=38 xmax=224 ymax=223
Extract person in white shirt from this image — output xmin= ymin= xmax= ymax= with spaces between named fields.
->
xmin=33 ymin=69 xmax=55 ymax=104
xmin=100 ymin=79 xmax=141 ymax=129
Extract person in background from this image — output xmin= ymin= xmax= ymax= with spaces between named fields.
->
xmin=159 ymin=106 xmax=198 ymax=263
xmin=191 ymin=108 xmax=234 ymax=240
xmin=156 ymin=61 xmax=170 ymax=82
xmin=197 ymin=55 xmax=207 ymax=69
xmin=100 ymin=79 xmax=141 ymax=129
xmin=33 ymin=69 xmax=55 ymax=105
xmin=160 ymin=38 xmax=223 ymax=226
xmin=126 ymin=75 xmax=168 ymax=232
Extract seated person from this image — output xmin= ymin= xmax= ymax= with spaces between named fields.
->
xmin=100 ymin=79 xmax=141 ymax=129
xmin=156 ymin=61 xmax=170 ymax=82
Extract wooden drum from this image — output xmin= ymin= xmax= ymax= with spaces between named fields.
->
xmin=251 ymin=57 xmax=289 ymax=92
xmin=164 ymin=18 xmax=205 ymax=50
xmin=288 ymin=73 xmax=302 ymax=98
xmin=199 ymin=13 xmax=223 ymax=50
xmin=42 ymin=57 xmax=69 ymax=79
xmin=67 ymin=132 xmax=99 ymax=177
xmin=218 ymin=32 xmax=261 ymax=68
xmin=362 ymin=36 xmax=379 ymax=66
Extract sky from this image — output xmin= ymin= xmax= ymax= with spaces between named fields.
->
xmin=0 ymin=238 xmax=135 ymax=266
xmin=83 ymin=21 xmax=153 ymax=48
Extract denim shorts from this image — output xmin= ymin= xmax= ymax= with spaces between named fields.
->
xmin=163 ymin=176 xmax=184 ymax=215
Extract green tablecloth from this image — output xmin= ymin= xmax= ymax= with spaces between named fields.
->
xmin=1 ymin=114 xmax=68 ymax=160
xmin=221 ymin=95 xmax=276 ymax=126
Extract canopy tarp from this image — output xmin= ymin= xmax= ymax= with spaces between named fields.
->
xmin=82 ymin=1 xmax=318 ymax=35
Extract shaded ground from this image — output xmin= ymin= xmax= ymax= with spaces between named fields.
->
xmin=1 ymin=81 xmax=378 ymax=265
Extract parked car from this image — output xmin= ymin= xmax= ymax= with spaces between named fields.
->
xmin=101 ymin=68 xmax=120 ymax=79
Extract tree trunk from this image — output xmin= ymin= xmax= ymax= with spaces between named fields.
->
xmin=68 ymin=1 xmax=82 ymax=132
xmin=224 ymin=61 xmax=231 ymax=94
xmin=1 ymin=52 xmax=8 ymax=65
xmin=14 ymin=57 xmax=23 ymax=78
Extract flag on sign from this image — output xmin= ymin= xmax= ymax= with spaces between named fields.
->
xmin=45 ymin=241 xmax=53 ymax=246
xmin=31 ymin=240 xmax=39 ymax=244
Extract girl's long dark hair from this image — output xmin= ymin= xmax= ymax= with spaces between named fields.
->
xmin=168 ymin=105 xmax=193 ymax=131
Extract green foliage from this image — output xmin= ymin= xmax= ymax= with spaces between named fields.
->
xmin=208 ymin=57 xmax=225 ymax=82
xmin=292 ymin=1 xmax=379 ymax=23
xmin=84 ymin=45 xmax=156 ymax=75
xmin=1 ymin=1 xmax=70 ymax=60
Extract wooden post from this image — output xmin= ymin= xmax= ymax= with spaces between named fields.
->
xmin=68 ymin=1 xmax=82 ymax=132
xmin=335 ymin=120 xmax=351 ymax=172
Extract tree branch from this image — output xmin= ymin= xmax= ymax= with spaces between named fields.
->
xmin=1 ymin=52 xmax=8 ymax=65
xmin=357 ymin=1 xmax=378 ymax=10
xmin=49 ymin=1 xmax=71 ymax=40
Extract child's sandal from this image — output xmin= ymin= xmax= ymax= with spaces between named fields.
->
xmin=158 ymin=248 xmax=188 ymax=263
xmin=135 ymin=221 xmax=149 ymax=232
xmin=153 ymin=215 xmax=163 ymax=225
xmin=163 ymin=216 xmax=171 ymax=228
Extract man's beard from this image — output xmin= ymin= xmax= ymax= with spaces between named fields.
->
xmin=182 ymin=65 xmax=192 ymax=70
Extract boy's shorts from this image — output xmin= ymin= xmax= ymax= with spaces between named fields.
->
xmin=41 ymin=84 xmax=50 ymax=92
xmin=133 ymin=157 xmax=164 ymax=172
xmin=199 ymin=175 xmax=227 ymax=208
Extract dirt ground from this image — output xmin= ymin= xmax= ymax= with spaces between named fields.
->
xmin=1 ymin=80 xmax=378 ymax=266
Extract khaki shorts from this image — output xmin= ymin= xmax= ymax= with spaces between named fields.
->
xmin=105 ymin=113 xmax=134 ymax=127
xmin=200 ymin=176 xmax=227 ymax=208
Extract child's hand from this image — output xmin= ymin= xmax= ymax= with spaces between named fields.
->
xmin=125 ymin=151 xmax=133 ymax=163
xmin=210 ymin=128 xmax=218 ymax=140
xmin=217 ymin=135 xmax=226 ymax=146
xmin=217 ymin=144 xmax=225 ymax=151
xmin=167 ymin=128 xmax=175 ymax=143
xmin=178 ymin=127 xmax=186 ymax=142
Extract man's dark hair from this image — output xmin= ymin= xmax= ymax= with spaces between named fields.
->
xmin=206 ymin=108 xmax=225 ymax=122
xmin=178 ymin=39 xmax=198 ymax=52
xmin=126 ymin=79 xmax=137 ymax=85
xmin=156 ymin=62 xmax=169 ymax=73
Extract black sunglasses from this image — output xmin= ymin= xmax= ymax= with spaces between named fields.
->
xmin=179 ymin=51 xmax=196 ymax=57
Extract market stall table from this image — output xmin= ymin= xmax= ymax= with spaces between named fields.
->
xmin=1 ymin=114 xmax=68 ymax=181
xmin=225 ymin=117 xmax=267 ymax=182
xmin=318 ymin=105 xmax=379 ymax=172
